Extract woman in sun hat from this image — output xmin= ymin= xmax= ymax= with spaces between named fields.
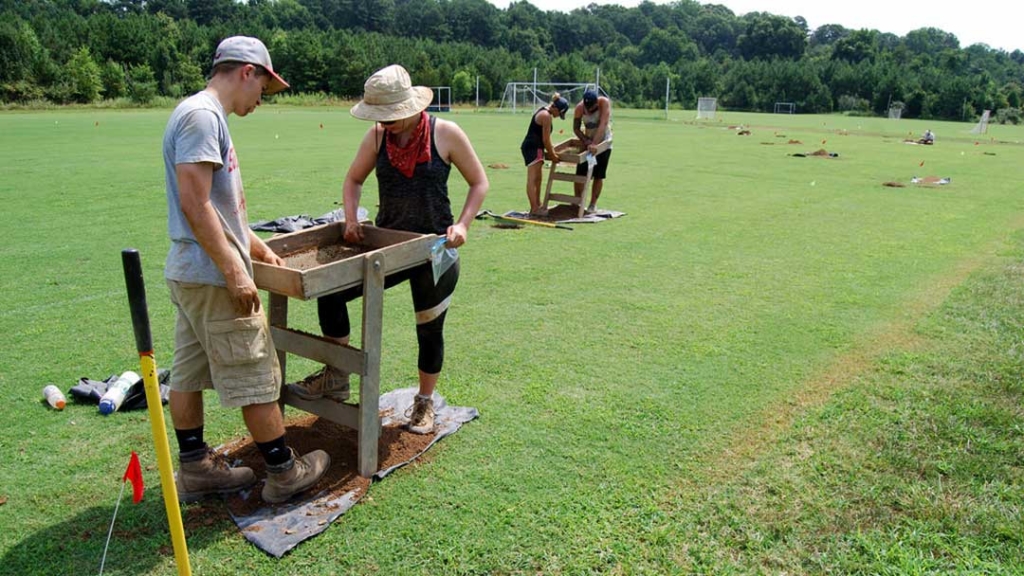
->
xmin=292 ymin=64 xmax=488 ymax=435
xmin=520 ymin=93 xmax=569 ymax=216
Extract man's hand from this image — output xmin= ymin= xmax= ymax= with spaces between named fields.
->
xmin=344 ymin=220 xmax=365 ymax=243
xmin=546 ymin=151 xmax=560 ymax=163
xmin=260 ymin=250 xmax=286 ymax=267
xmin=446 ymin=223 xmax=468 ymax=248
xmin=226 ymin=270 xmax=261 ymax=315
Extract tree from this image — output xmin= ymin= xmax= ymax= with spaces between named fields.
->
xmin=127 ymin=63 xmax=158 ymax=103
xmin=904 ymin=27 xmax=960 ymax=55
xmin=445 ymin=0 xmax=500 ymax=48
xmin=186 ymin=0 xmax=236 ymax=25
xmin=64 ymin=45 xmax=102 ymax=102
xmin=809 ymin=24 xmax=849 ymax=48
xmin=451 ymin=69 xmax=472 ymax=102
xmin=832 ymin=29 xmax=877 ymax=64
xmin=737 ymin=13 xmax=806 ymax=60
xmin=100 ymin=59 xmax=126 ymax=98
xmin=638 ymin=28 xmax=690 ymax=66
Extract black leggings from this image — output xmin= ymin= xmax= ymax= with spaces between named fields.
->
xmin=317 ymin=260 xmax=459 ymax=374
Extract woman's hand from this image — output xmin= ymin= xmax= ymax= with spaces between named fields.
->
xmin=446 ymin=223 xmax=468 ymax=248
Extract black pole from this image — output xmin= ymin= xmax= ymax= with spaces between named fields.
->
xmin=121 ymin=249 xmax=154 ymax=354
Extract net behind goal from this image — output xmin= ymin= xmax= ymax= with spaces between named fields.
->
xmin=498 ymin=82 xmax=599 ymax=113
xmin=773 ymin=102 xmax=795 ymax=114
xmin=970 ymin=110 xmax=991 ymax=134
xmin=696 ymin=97 xmax=717 ymax=120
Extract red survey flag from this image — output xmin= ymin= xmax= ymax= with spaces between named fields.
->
xmin=122 ymin=451 xmax=144 ymax=504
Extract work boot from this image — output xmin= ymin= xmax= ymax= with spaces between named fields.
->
xmin=175 ymin=447 xmax=256 ymax=502
xmin=262 ymin=448 xmax=331 ymax=504
xmin=289 ymin=366 xmax=350 ymax=401
xmin=406 ymin=395 xmax=435 ymax=435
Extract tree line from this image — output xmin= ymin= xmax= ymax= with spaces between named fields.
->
xmin=3 ymin=0 xmax=1023 ymax=121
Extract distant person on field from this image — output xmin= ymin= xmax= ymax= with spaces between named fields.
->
xmin=573 ymin=89 xmax=613 ymax=214
xmin=520 ymin=93 xmax=569 ymax=216
xmin=920 ymin=129 xmax=935 ymax=145
xmin=162 ymin=35 xmax=329 ymax=504
xmin=293 ymin=64 xmax=488 ymax=435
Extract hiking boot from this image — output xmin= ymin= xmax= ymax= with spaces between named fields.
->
xmin=406 ymin=395 xmax=435 ymax=435
xmin=175 ymin=448 xmax=256 ymax=502
xmin=262 ymin=448 xmax=331 ymax=504
xmin=289 ymin=366 xmax=350 ymax=401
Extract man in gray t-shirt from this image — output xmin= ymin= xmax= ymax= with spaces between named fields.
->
xmin=162 ymin=35 xmax=329 ymax=505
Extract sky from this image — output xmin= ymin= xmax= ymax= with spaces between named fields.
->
xmin=486 ymin=0 xmax=1024 ymax=53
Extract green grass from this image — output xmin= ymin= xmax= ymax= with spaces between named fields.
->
xmin=0 ymin=105 xmax=1022 ymax=574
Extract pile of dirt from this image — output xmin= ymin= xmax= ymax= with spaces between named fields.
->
xmin=532 ymin=203 xmax=590 ymax=221
xmin=282 ymin=244 xmax=369 ymax=270
xmin=487 ymin=163 xmax=509 ymax=169
xmin=787 ymin=139 xmax=803 ymax=145
xmin=222 ymin=414 xmax=437 ymax=516
xmin=882 ymin=181 xmax=906 ymax=188
xmin=808 ymin=148 xmax=831 ymax=157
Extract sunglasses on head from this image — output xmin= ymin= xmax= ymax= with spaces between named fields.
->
xmin=379 ymin=119 xmax=397 ymax=126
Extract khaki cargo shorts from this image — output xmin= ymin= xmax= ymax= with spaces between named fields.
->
xmin=167 ymin=280 xmax=281 ymax=408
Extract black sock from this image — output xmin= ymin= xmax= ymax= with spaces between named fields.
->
xmin=256 ymin=436 xmax=291 ymax=467
xmin=175 ymin=427 xmax=205 ymax=455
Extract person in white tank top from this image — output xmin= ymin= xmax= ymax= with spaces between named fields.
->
xmin=572 ymin=89 xmax=613 ymax=213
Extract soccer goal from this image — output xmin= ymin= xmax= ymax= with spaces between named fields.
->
xmin=498 ymin=81 xmax=604 ymax=113
xmin=774 ymin=102 xmax=795 ymax=114
xmin=696 ymin=97 xmax=717 ymax=120
xmin=970 ymin=109 xmax=991 ymax=134
xmin=427 ymin=86 xmax=451 ymax=112
xmin=888 ymin=105 xmax=903 ymax=120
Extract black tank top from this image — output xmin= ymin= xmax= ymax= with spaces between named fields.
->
xmin=521 ymin=107 xmax=545 ymax=150
xmin=375 ymin=115 xmax=453 ymax=235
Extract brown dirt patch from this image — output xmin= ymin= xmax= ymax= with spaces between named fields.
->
xmin=882 ymin=181 xmax=905 ymax=188
xmin=787 ymin=139 xmax=803 ymax=145
xmin=529 ymin=203 xmax=587 ymax=221
xmin=222 ymin=415 xmax=436 ymax=516
xmin=808 ymin=148 xmax=830 ymax=157
xmin=488 ymin=163 xmax=510 ymax=169
xmin=281 ymin=244 xmax=370 ymax=270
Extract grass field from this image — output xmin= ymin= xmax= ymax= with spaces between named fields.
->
xmin=1 ymin=104 xmax=1022 ymax=575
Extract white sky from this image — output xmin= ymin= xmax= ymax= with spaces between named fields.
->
xmin=488 ymin=0 xmax=1024 ymax=53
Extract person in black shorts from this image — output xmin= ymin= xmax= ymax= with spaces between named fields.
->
xmin=520 ymin=93 xmax=569 ymax=216
xmin=573 ymin=89 xmax=613 ymax=214
xmin=290 ymin=65 xmax=488 ymax=434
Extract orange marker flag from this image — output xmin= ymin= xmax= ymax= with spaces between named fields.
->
xmin=123 ymin=451 xmax=144 ymax=504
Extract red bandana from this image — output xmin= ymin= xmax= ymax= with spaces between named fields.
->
xmin=386 ymin=111 xmax=431 ymax=178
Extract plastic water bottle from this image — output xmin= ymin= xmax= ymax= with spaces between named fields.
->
xmin=98 ymin=371 xmax=139 ymax=415
xmin=43 ymin=384 xmax=66 ymax=410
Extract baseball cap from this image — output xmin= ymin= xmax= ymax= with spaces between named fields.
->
xmin=583 ymin=89 xmax=598 ymax=107
xmin=212 ymin=36 xmax=289 ymax=95
xmin=553 ymin=96 xmax=569 ymax=119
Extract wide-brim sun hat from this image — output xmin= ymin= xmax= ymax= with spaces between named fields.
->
xmin=350 ymin=65 xmax=434 ymax=122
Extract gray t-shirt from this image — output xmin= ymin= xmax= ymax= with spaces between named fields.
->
xmin=162 ymin=91 xmax=251 ymax=286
